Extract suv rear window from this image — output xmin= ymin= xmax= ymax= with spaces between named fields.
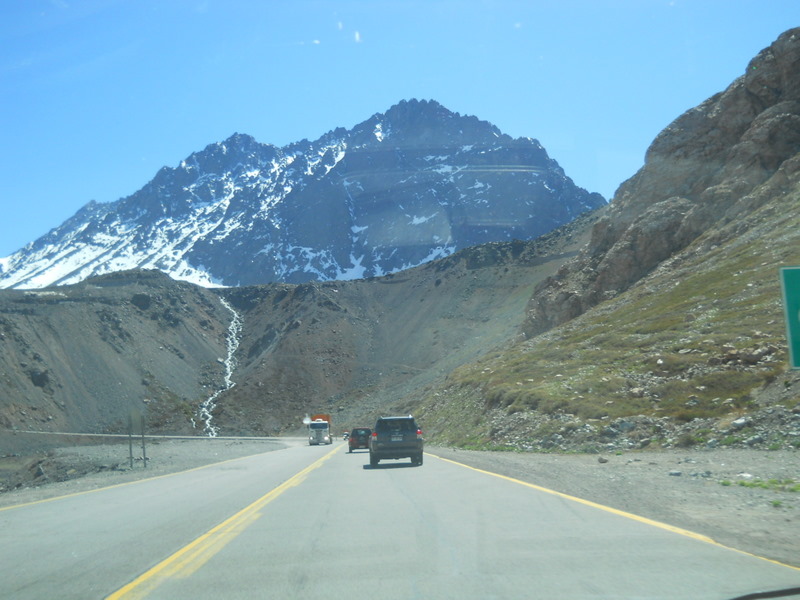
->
xmin=376 ymin=418 xmax=416 ymax=432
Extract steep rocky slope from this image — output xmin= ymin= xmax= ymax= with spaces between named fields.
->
xmin=414 ymin=28 xmax=800 ymax=451
xmin=0 ymin=271 xmax=233 ymax=451
xmin=206 ymin=211 xmax=600 ymax=435
xmin=524 ymin=28 xmax=800 ymax=335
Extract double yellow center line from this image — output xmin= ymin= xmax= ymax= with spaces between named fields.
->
xmin=107 ymin=444 xmax=339 ymax=599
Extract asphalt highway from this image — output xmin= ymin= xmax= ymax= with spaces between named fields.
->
xmin=1 ymin=440 xmax=798 ymax=599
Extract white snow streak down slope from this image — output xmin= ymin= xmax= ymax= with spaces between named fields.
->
xmin=196 ymin=297 xmax=242 ymax=436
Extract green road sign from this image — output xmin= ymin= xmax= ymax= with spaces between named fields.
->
xmin=780 ymin=267 xmax=800 ymax=369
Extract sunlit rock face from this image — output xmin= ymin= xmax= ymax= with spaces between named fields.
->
xmin=523 ymin=27 xmax=800 ymax=336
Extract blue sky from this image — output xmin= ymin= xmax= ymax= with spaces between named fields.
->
xmin=1 ymin=0 xmax=797 ymax=257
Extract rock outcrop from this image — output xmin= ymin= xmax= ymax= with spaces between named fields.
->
xmin=523 ymin=28 xmax=800 ymax=336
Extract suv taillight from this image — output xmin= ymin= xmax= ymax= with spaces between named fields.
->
xmin=416 ymin=429 xmax=423 ymax=439
xmin=372 ymin=431 xmax=377 ymax=439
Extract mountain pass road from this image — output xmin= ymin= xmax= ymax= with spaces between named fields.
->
xmin=1 ymin=441 xmax=798 ymax=599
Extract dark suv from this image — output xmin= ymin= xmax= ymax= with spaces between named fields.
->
xmin=369 ymin=416 xmax=423 ymax=467
xmin=348 ymin=427 xmax=372 ymax=452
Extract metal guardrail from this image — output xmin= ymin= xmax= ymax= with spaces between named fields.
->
xmin=2 ymin=430 xmax=299 ymax=441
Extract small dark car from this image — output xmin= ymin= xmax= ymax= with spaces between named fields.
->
xmin=348 ymin=427 xmax=372 ymax=452
xmin=369 ymin=415 xmax=423 ymax=467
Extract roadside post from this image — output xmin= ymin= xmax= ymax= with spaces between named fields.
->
xmin=128 ymin=407 xmax=147 ymax=468
xmin=141 ymin=411 xmax=147 ymax=469
xmin=780 ymin=267 xmax=800 ymax=369
xmin=128 ymin=414 xmax=134 ymax=469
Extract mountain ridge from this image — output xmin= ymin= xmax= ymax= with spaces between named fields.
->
xmin=0 ymin=99 xmax=603 ymax=290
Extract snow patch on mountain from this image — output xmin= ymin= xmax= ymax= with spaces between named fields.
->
xmin=410 ymin=213 xmax=439 ymax=225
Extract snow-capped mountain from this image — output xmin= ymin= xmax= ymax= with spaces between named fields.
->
xmin=0 ymin=99 xmax=605 ymax=289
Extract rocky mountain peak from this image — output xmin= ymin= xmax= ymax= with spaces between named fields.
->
xmin=366 ymin=98 xmax=506 ymax=148
xmin=0 ymin=100 xmax=604 ymax=289
xmin=179 ymin=133 xmax=275 ymax=177
xmin=382 ymin=98 xmax=453 ymax=124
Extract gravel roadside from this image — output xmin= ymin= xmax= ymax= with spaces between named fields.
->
xmin=0 ymin=437 xmax=297 ymax=508
xmin=426 ymin=446 xmax=800 ymax=570
xmin=1 ymin=437 xmax=798 ymax=570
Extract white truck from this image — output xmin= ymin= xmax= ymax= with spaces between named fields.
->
xmin=307 ymin=414 xmax=332 ymax=445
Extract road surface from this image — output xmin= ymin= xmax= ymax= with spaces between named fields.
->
xmin=1 ymin=440 xmax=798 ymax=599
